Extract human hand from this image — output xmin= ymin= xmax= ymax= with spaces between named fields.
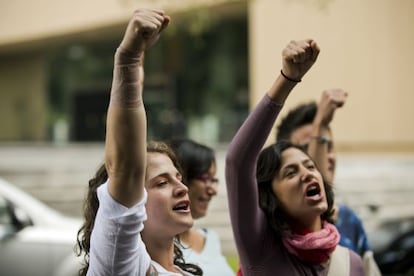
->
xmin=281 ymin=39 xmax=320 ymax=82
xmin=119 ymin=9 xmax=170 ymax=55
xmin=315 ymin=88 xmax=348 ymax=127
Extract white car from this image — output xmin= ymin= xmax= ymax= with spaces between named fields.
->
xmin=0 ymin=177 xmax=82 ymax=276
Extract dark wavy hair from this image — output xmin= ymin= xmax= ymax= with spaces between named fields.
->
xmin=75 ymin=141 xmax=202 ymax=276
xmin=257 ymin=141 xmax=335 ymax=239
xmin=167 ymin=138 xmax=215 ymax=186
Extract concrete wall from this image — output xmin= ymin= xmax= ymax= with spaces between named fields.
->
xmin=249 ymin=0 xmax=414 ymax=151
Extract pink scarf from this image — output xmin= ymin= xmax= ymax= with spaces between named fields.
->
xmin=282 ymin=221 xmax=340 ymax=264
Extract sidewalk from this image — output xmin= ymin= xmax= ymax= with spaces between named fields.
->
xmin=1 ymin=143 xmax=414 ymax=254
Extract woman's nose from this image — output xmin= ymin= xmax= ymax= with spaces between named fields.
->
xmin=207 ymin=185 xmax=218 ymax=196
xmin=300 ymin=168 xmax=314 ymax=182
xmin=174 ymin=180 xmax=188 ymax=197
xmin=328 ymin=152 xmax=336 ymax=165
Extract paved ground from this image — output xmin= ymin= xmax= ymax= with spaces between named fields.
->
xmin=1 ymin=143 xmax=414 ymax=255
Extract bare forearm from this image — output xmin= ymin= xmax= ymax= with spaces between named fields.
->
xmin=105 ymin=49 xmax=147 ymax=206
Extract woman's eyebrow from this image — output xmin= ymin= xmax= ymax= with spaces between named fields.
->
xmin=148 ymin=172 xmax=169 ymax=181
xmin=302 ymin=158 xmax=313 ymax=165
xmin=151 ymin=170 xmax=181 ymax=180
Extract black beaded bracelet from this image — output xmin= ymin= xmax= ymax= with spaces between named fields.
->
xmin=280 ymin=70 xmax=301 ymax=83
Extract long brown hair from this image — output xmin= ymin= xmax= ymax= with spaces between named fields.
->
xmin=75 ymin=141 xmax=202 ymax=275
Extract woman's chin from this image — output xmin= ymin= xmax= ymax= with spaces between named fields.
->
xmin=180 ymin=218 xmax=194 ymax=231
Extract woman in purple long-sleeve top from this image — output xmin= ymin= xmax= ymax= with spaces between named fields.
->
xmin=225 ymin=40 xmax=365 ymax=275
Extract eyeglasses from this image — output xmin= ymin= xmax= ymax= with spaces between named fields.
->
xmin=301 ymin=136 xmax=334 ymax=153
xmin=193 ymin=174 xmax=219 ymax=186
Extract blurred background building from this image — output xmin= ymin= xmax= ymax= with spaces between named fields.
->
xmin=0 ymin=0 xmax=248 ymax=144
xmin=1 ymin=0 xmax=414 ymax=260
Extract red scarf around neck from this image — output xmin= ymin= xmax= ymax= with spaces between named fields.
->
xmin=282 ymin=221 xmax=340 ymax=264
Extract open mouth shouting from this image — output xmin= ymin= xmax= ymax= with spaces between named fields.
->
xmin=304 ymin=182 xmax=323 ymax=203
xmin=173 ymin=200 xmax=191 ymax=213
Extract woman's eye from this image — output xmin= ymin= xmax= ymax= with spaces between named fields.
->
xmin=307 ymin=164 xmax=316 ymax=170
xmin=286 ymin=171 xmax=295 ymax=177
xmin=157 ymin=181 xmax=168 ymax=187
